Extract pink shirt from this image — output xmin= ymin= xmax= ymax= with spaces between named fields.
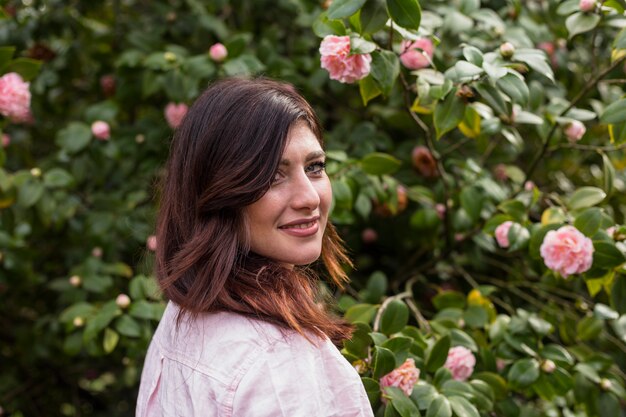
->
xmin=136 ymin=302 xmax=374 ymax=416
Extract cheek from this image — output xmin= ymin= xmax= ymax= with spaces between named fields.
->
xmin=319 ymin=178 xmax=333 ymax=214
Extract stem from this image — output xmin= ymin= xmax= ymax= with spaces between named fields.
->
xmin=550 ymin=142 xmax=626 ymax=153
xmin=523 ymin=54 xmax=626 ymax=184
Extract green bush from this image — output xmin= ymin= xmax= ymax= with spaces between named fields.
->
xmin=1 ymin=0 xmax=626 ymax=415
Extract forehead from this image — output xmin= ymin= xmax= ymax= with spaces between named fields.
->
xmin=281 ymin=122 xmax=323 ymax=159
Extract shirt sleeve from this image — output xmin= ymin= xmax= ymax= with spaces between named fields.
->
xmin=230 ymin=335 xmax=374 ymax=417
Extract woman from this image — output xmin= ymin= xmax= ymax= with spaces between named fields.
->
xmin=136 ymin=78 xmax=374 ymax=416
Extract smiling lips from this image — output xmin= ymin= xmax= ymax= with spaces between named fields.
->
xmin=278 ymin=217 xmax=320 ymax=237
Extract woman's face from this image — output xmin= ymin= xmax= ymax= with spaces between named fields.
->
xmin=244 ymin=121 xmax=332 ymax=267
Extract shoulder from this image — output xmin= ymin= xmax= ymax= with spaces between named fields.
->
xmin=232 ymin=331 xmax=374 ymax=416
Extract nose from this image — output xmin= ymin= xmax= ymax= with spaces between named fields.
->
xmin=290 ymin=172 xmax=320 ymax=211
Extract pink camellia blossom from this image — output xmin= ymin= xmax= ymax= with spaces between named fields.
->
xmin=319 ymin=35 xmax=372 ymax=84
xmin=435 ymin=203 xmax=446 ymax=219
xmin=164 ymin=102 xmax=188 ymax=129
xmin=495 ymin=221 xmax=514 ymax=248
xmin=91 ymin=120 xmax=110 ymax=140
xmin=147 ymin=235 xmax=157 ymax=252
xmin=579 ymin=0 xmax=596 ymax=12
xmin=564 ymin=120 xmax=586 ymax=143
xmin=540 ymin=225 xmax=594 ymax=278
xmin=400 ymin=38 xmax=434 ymax=70
xmin=380 ymin=358 xmax=420 ymax=398
xmin=524 ymin=180 xmax=535 ymax=191
xmin=0 ymin=72 xmax=32 ymax=123
xmin=444 ymin=346 xmax=476 ymax=381
xmin=209 ymin=43 xmax=228 ymax=62
xmin=1 ymin=133 xmax=10 ymax=148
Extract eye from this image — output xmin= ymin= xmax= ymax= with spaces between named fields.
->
xmin=271 ymin=170 xmax=285 ymax=184
xmin=306 ymin=161 xmax=326 ymax=176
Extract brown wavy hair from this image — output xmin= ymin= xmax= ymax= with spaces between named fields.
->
xmin=156 ymin=77 xmax=353 ymax=344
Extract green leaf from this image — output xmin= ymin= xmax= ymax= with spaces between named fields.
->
xmin=103 ymin=328 xmax=119 ymax=354
xmin=350 ymin=35 xmax=377 ymax=54
xmin=462 ymin=46 xmax=483 ymax=66
xmin=373 ymin=346 xmax=397 ymax=379
xmin=0 ymin=46 xmax=15 ymax=68
xmin=327 ymin=0 xmax=367 ymax=19
xmin=567 ymin=186 xmax=606 ymax=210
xmin=411 ymin=382 xmax=438 ymax=410
xmin=59 ymin=302 xmax=96 ymax=323
xmin=360 ymin=0 xmax=389 ymax=33
xmin=114 ymin=315 xmax=142 ymax=337
xmin=313 ymin=12 xmax=347 ymax=37
xmin=345 ymin=303 xmax=378 ymax=324
xmin=529 ymin=224 xmax=560 ymax=259
xmin=507 ymin=358 xmax=540 ymax=389
xmin=592 ymin=241 xmax=626 ymax=269
xmin=602 ymin=154 xmax=615 ymax=195
xmin=386 ymin=0 xmax=422 ymax=30
xmin=129 ymin=300 xmax=165 ymax=321
xmin=17 ymin=179 xmax=44 ymax=208
xmin=611 ymin=275 xmax=626 ymax=314
xmin=574 ymin=208 xmax=603 ymax=237
xmin=370 ymin=50 xmax=400 ymax=96
xmin=512 ymin=49 xmax=554 ymax=82
xmin=496 ymin=73 xmax=529 ymax=106
xmin=56 ymin=122 xmax=92 ymax=154
xmin=359 ymin=75 xmax=382 ymax=106
xmin=450 ymin=329 xmax=478 ymax=352
xmin=463 ymin=306 xmax=488 ymax=328
xmin=566 ymin=12 xmax=601 ymax=39
xmin=432 ymin=291 xmax=466 ymax=310
xmin=426 ymin=395 xmax=451 ymax=417
xmin=426 ymin=335 xmax=451 ymax=372
xmin=434 ymin=92 xmax=466 ymax=139
xmin=43 ymin=168 xmax=75 ymax=188
xmin=615 ymin=27 xmax=626 ymax=49
xmin=2 ymin=58 xmax=42 ymax=81
xmin=472 ymin=372 xmax=508 ymax=400
xmin=448 ymin=396 xmax=480 ymax=417
xmin=361 ymin=152 xmax=402 ymax=175
xmin=83 ymin=301 xmax=121 ymax=343
xmin=474 ymin=82 xmax=508 ymax=116
xmin=576 ymin=315 xmax=603 ymax=341
xmin=362 ymin=377 xmax=381 ymax=407
xmin=460 ymin=186 xmax=483 ymax=223
xmin=380 ymin=299 xmax=409 ymax=335
xmin=345 ymin=322 xmax=373 ymax=357
xmin=385 ymin=386 xmax=421 ymax=417
xmin=600 ymin=99 xmax=626 ymax=124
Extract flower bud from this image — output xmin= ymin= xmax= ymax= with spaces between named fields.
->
xmin=116 ymin=294 xmax=131 ymax=309
xmin=353 ymin=359 xmax=367 ymax=374
xmin=164 ymin=52 xmax=177 ymax=62
xmin=412 ymin=146 xmax=438 ymax=178
xmin=209 ymin=43 xmax=228 ymax=62
xmin=524 ymin=181 xmax=535 ymax=191
xmin=147 ymin=235 xmax=157 ymax=252
xmin=30 ymin=167 xmax=42 ymax=177
xmin=69 ymin=275 xmax=82 ymax=287
xmin=99 ymin=75 xmax=116 ymax=97
xmin=91 ymin=120 xmax=110 ymax=140
xmin=499 ymin=42 xmax=515 ymax=58
xmin=361 ymin=228 xmax=378 ymax=244
xmin=564 ymin=120 xmax=586 ymax=143
xmin=435 ymin=203 xmax=446 ymax=219
xmin=73 ymin=316 xmax=85 ymax=327
xmin=397 ymin=186 xmax=408 ymax=213
xmin=600 ymin=378 xmax=612 ymax=391
xmin=579 ymin=0 xmax=596 ymax=12
xmin=91 ymin=247 xmax=103 ymax=258
xmin=541 ymin=359 xmax=556 ymax=373
xmin=135 ymin=134 xmax=145 ymax=144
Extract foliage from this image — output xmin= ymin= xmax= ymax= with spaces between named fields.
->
xmin=1 ymin=0 xmax=626 ymax=416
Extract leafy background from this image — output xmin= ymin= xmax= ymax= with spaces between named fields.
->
xmin=1 ymin=0 xmax=626 ymax=416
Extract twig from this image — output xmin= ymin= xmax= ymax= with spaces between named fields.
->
xmin=549 ymin=142 xmax=626 ymax=153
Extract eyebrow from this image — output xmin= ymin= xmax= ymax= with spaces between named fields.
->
xmin=279 ymin=150 xmax=326 ymax=166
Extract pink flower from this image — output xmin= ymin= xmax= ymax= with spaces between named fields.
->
xmin=361 ymin=228 xmax=378 ymax=244
xmin=147 ymin=235 xmax=157 ymax=251
xmin=579 ymin=0 xmax=596 ymax=12
xmin=100 ymin=74 xmax=116 ymax=97
xmin=0 ymin=72 xmax=32 ymax=123
xmin=209 ymin=43 xmax=228 ymax=62
xmin=412 ymin=146 xmax=438 ymax=177
xmin=164 ymin=102 xmax=188 ymax=129
xmin=400 ymin=38 xmax=434 ymax=70
xmin=91 ymin=120 xmax=110 ymax=140
xmin=380 ymin=358 xmax=420 ymax=398
xmin=435 ymin=203 xmax=446 ymax=219
xmin=444 ymin=346 xmax=476 ymax=381
xmin=564 ymin=120 xmax=586 ymax=143
xmin=524 ymin=181 xmax=535 ymax=191
xmin=319 ymin=35 xmax=372 ymax=84
xmin=1 ymin=133 xmax=10 ymax=148
xmin=495 ymin=221 xmax=514 ymax=248
xmin=540 ymin=225 xmax=594 ymax=278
